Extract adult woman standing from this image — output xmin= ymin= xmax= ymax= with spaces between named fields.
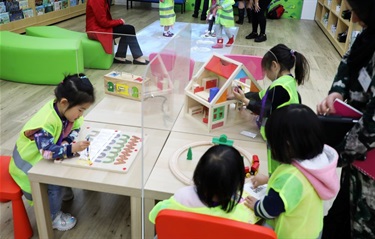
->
xmin=235 ymin=0 xmax=251 ymax=25
xmin=244 ymin=0 xmax=271 ymax=42
xmin=86 ymin=0 xmax=149 ymax=65
xmin=317 ymin=0 xmax=375 ymax=238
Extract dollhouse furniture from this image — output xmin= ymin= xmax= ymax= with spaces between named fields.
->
xmin=25 ymin=26 xmax=113 ymax=70
xmin=0 ymin=31 xmax=84 ymax=85
xmin=0 ymin=156 xmax=33 ymax=239
xmin=184 ymin=54 xmax=262 ymax=132
xmin=156 ymin=209 xmax=277 ymax=239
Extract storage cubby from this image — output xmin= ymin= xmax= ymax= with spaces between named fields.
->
xmin=315 ymin=0 xmax=361 ymax=56
xmin=327 ymin=12 xmax=337 ymax=36
xmin=0 ymin=0 xmax=86 ymax=33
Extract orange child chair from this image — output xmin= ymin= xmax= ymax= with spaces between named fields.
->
xmin=155 ymin=209 xmax=277 ymax=239
xmin=0 ymin=156 xmax=33 ymax=239
xmin=224 ymin=54 xmax=265 ymax=81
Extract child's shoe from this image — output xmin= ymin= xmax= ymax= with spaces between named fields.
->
xmin=62 ymin=187 xmax=74 ymax=202
xmin=225 ymin=36 xmax=234 ymax=47
xmin=212 ymin=38 xmax=224 ymax=48
xmin=52 ymin=211 xmax=77 ymax=231
xmin=163 ymin=31 xmax=174 ymax=37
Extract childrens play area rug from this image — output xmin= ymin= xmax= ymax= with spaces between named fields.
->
xmin=136 ymin=20 xmax=239 ymax=63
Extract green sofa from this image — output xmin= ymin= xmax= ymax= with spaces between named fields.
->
xmin=26 ymin=26 xmax=113 ymax=70
xmin=0 ymin=31 xmax=84 ymax=85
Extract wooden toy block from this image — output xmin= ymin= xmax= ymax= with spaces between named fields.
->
xmin=202 ymin=77 xmax=218 ymax=89
xmin=104 ymin=71 xmax=149 ymax=101
xmin=212 ymin=134 xmax=233 ymax=146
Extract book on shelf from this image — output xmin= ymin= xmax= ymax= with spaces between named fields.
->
xmin=22 ymin=7 xmax=33 ymax=18
xmin=35 ymin=0 xmax=43 ymax=6
xmin=0 ymin=2 xmax=6 ymax=13
xmin=61 ymin=0 xmax=68 ymax=8
xmin=18 ymin=0 xmax=28 ymax=9
xmin=333 ymin=98 xmax=363 ymax=119
xmin=0 ymin=12 xmax=10 ymax=24
xmin=44 ymin=3 xmax=53 ymax=13
xmin=69 ymin=0 xmax=77 ymax=6
xmin=5 ymin=0 xmax=19 ymax=12
xmin=35 ymin=5 xmax=44 ymax=15
xmin=9 ymin=9 xmax=24 ymax=21
xmin=53 ymin=1 xmax=62 ymax=11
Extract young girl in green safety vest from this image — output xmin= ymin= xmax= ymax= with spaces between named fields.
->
xmin=9 ymin=74 xmax=95 ymax=231
xmin=149 ymin=144 xmax=256 ymax=225
xmin=159 ymin=0 xmax=176 ymax=37
xmin=211 ymin=0 xmax=235 ymax=48
xmin=232 ymin=43 xmax=310 ymax=175
xmin=245 ymin=104 xmax=340 ymax=239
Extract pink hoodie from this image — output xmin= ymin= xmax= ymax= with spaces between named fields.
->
xmin=292 ymin=145 xmax=340 ymax=200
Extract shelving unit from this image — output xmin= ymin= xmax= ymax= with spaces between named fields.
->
xmin=315 ymin=0 xmax=361 ymax=56
xmin=0 ymin=0 xmax=86 ymax=33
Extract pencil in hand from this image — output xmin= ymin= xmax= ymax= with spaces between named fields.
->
xmin=86 ymin=136 xmax=90 ymax=162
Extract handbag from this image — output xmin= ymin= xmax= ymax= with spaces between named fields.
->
xmin=318 ymin=115 xmax=358 ymax=148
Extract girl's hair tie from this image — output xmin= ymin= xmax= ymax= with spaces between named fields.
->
xmin=290 ymin=49 xmax=296 ymax=56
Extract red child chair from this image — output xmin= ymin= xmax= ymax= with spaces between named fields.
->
xmin=0 ymin=155 xmax=33 ymax=239
xmin=155 ymin=209 xmax=277 ymax=239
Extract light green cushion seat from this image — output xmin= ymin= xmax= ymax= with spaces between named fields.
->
xmin=0 ymin=31 xmax=84 ymax=85
xmin=26 ymin=26 xmax=113 ymax=70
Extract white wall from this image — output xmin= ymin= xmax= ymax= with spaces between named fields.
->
xmin=301 ymin=0 xmax=317 ymax=20
xmin=114 ymin=0 xmax=126 ymax=4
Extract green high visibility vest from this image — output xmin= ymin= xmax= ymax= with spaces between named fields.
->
xmin=215 ymin=0 xmax=235 ymax=28
xmin=258 ymin=75 xmax=300 ymax=175
xmin=159 ymin=0 xmax=176 ymax=27
xmin=9 ymin=99 xmax=83 ymax=204
xmin=267 ymin=164 xmax=323 ymax=238
xmin=149 ymin=195 xmax=258 ymax=224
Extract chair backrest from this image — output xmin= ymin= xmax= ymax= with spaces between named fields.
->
xmin=149 ymin=52 xmax=195 ymax=81
xmin=155 ymin=209 xmax=277 ymax=239
xmin=0 ymin=155 xmax=22 ymax=200
xmin=224 ymin=54 xmax=265 ymax=81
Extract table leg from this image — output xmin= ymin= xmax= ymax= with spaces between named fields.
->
xmin=30 ymin=181 xmax=54 ymax=239
xmin=130 ymin=196 xmax=142 ymax=239
xmin=144 ymin=198 xmax=155 ymax=239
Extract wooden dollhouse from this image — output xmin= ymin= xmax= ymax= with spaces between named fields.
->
xmin=184 ymin=54 xmax=262 ymax=132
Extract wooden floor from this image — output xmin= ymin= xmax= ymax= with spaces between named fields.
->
xmin=0 ymin=5 xmax=342 ymax=239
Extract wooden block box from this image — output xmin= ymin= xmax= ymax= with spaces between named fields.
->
xmin=104 ymin=71 xmax=148 ymax=101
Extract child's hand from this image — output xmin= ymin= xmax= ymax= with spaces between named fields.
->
xmin=251 ymin=173 xmax=269 ymax=188
xmin=72 ymin=140 xmax=90 ymax=153
xmin=232 ymin=87 xmax=245 ymax=102
xmin=244 ymin=196 xmax=258 ymax=210
xmin=120 ymin=18 xmax=125 ymax=24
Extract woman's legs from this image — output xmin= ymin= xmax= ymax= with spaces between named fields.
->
xmin=236 ymin=1 xmax=245 ymax=24
xmin=245 ymin=9 xmax=258 ymax=39
xmin=113 ymin=24 xmax=144 ymax=60
xmin=254 ymin=0 xmax=270 ymax=42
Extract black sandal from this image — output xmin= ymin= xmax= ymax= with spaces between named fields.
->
xmin=113 ymin=58 xmax=132 ymax=64
xmin=133 ymin=59 xmax=150 ymax=65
